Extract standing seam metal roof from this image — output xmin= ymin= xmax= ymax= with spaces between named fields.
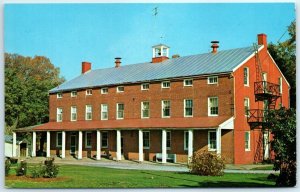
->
xmin=50 ymin=45 xmax=260 ymax=93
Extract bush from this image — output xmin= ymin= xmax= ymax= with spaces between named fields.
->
xmin=10 ymin=158 xmax=18 ymax=164
xmin=30 ymin=163 xmax=44 ymax=178
xmin=188 ymin=150 xmax=225 ymax=176
xmin=16 ymin=160 xmax=27 ymax=176
xmin=31 ymin=159 xmax=59 ymax=178
xmin=5 ymin=159 xmax=11 ymax=176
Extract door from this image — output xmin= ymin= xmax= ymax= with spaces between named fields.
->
xmin=262 ymin=72 xmax=268 ymax=93
xmin=263 ymin=131 xmax=270 ymax=160
xmin=70 ymin=134 xmax=76 ymax=155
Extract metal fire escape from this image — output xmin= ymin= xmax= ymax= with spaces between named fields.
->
xmin=247 ymin=43 xmax=282 ymax=163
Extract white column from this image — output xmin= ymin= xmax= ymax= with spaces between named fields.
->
xmin=61 ymin=131 xmax=66 ymax=159
xmin=96 ymin=130 xmax=101 ymax=160
xmin=188 ymin=129 xmax=194 ymax=161
xmin=78 ymin=131 xmax=82 ymax=160
xmin=32 ymin=131 xmax=36 ymax=157
xmin=46 ymin=131 xmax=50 ymax=157
xmin=216 ymin=128 xmax=222 ymax=155
xmin=162 ymin=129 xmax=167 ymax=163
xmin=12 ymin=132 xmax=17 ymax=157
xmin=138 ymin=129 xmax=143 ymax=162
xmin=116 ymin=130 xmax=121 ymax=161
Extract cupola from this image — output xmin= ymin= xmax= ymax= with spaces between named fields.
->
xmin=152 ymin=44 xmax=169 ymax=63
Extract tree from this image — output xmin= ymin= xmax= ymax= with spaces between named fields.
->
xmin=266 ymin=107 xmax=296 ymax=186
xmin=5 ymin=53 xmax=65 ymax=129
xmin=268 ymin=21 xmax=296 ymax=108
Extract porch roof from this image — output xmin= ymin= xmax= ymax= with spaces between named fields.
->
xmin=15 ymin=116 xmax=231 ymax=132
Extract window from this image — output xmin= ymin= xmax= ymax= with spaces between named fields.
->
xmin=71 ymin=91 xmax=77 ymax=97
xmin=245 ymin=131 xmax=251 ymax=151
xmin=184 ymin=131 xmax=189 ymax=150
xmin=101 ymin=132 xmax=108 ymax=148
xmin=57 ymin=108 xmax=63 ymax=122
xmin=244 ymin=67 xmax=249 ymax=86
xmin=208 ymin=97 xmax=218 ymax=116
xmin=117 ymin=103 xmax=124 ymax=119
xmin=71 ymin=106 xmax=77 ymax=121
xmin=244 ymin=98 xmax=250 ymax=116
xmin=167 ymin=131 xmax=171 ymax=150
xmin=184 ymin=79 xmax=193 ymax=86
xmin=161 ymin=81 xmax=170 ymax=88
xmin=85 ymin=105 xmax=92 ymax=120
xmin=85 ymin=132 xmax=92 ymax=148
xmin=101 ymin=104 xmax=108 ymax=120
xmin=141 ymin=83 xmax=149 ymax=90
xmin=208 ymin=76 xmax=218 ymax=84
xmin=86 ymin=89 xmax=92 ymax=95
xmin=117 ymin=86 xmax=124 ymax=93
xmin=56 ymin=132 xmax=62 ymax=147
xmin=279 ymin=77 xmax=282 ymax=94
xmin=57 ymin=92 xmax=62 ymax=98
xmin=101 ymin=88 xmax=108 ymax=94
xmin=143 ymin=131 xmax=150 ymax=149
xmin=162 ymin=100 xmax=171 ymax=118
xmin=208 ymin=131 xmax=216 ymax=151
xmin=184 ymin=99 xmax=193 ymax=117
xmin=141 ymin=101 xmax=150 ymax=118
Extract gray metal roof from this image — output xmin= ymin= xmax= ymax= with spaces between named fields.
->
xmin=50 ymin=46 xmax=260 ymax=93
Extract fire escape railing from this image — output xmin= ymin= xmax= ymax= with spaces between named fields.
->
xmin=247 ymin=109 xmax=268 ymax=124
xmin=254 ymin=81 xmax=281 ymax=98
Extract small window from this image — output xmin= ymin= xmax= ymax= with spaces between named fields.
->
xmin=101 ymin=104 xmax=108 ymax=120
xmin=57 ymin=108 xmax=63 ymax=122
xmin=141 ymin=83 xmax=150 ymax=90
xmin=101 ymin=132 xmax=108 ymax=148
xmin=143 ymin=131 xmax=150 ymax=149
xmin=101 ymin=88 xmax=108 ymax=94
xmin=208 ymin=131 xmax=217 ymax=151
xmin=184 ymin=131 xmax=189 ymax=150
xmin=85 ymin=105 xmax=92 ymax=120
xmin=117 ymin=103 xmax=124 ymax=119
xmin=184 ymin=99 xmax=193 ymax=117
xmin=117 ymin=86 xmax=124 ymax=93
xmin=56 ymin=132 xmax=62 ymax=147
xmin=71 ymin=106 xmax=77 ymax=121
xmin=57 ymin=92 xmax=63 ymax=98
xmin=85 ymin=132 xmax=92 ymax=148
xmin=244 ymin=67 xmax=249 ymax=86
xmin=208 ymin=97 xmax=218 ymax=116
xmin=71 ymin=91 xmax=77 ymax=97
xmin=208 ymin=76 xmax=218 ymax=84
xmin=278 ymin=77 xmax=282 ymax=94
xmin=141 ymin=101 xmax=150 ymax=118
xmin=162 ymin=100 xmax=171 ymax=118
xmin=244 ymin=98 xmax=250 ymax=117
xmin=161 ymin=81 xmax=170 ymax=88
xmin=167 ymin=131 xmax=171 ymax=150
xmin=86 ymin=89 xmax=92 ymax=95
xmin=245 ymin=131 xmax=251 ymax=151
xmin=184 ymin=79 xmax=193 ymax=86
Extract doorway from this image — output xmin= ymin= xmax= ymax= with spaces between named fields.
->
xmin=70 ymin=134 xmax=76 ymax=156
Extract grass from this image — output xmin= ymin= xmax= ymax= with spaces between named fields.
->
xmin=250 ymin=165 xmax=274 ymax=170
xmin=5 ymin=164 xmax=276 ymax=188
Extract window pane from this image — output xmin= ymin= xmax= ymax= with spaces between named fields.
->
xmin=244 ymin=68 xmax=248 ymax=85
xmin=185 ymin=132 xmax=189 ymax=149
xmin=57 ymin=133 xmax=62 ymax=146
xmin=209 ymin=131 xmax=216 ymax=150
xmin=143 ymin=132 xmax=150 ymax=148
xmin=167 ymin=132 xmax=171 ymax=148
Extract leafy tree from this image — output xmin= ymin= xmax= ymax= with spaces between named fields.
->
xmin=266 ymin=107 xmax=296 ymax=186
xmin=5 ymin=53 xmax=65 ymax=129
xmin=268 ymin=21 xmax=296 ymax=108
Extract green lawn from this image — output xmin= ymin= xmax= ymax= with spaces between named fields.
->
xmin=6 ymin=164 xmax=276 ymax=188
xmin=251 ymin=165 xmax=274 ymax=170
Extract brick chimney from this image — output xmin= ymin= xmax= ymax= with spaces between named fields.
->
xmin=211 ymin=41 xmax=219 ymax=53
xmin=258 ymin=33 xmax=267 ymax=47
xmin=115 ymin=57 xmax=121 ymax=68
xmin=82 ymin=61 xmax=91 ymax=74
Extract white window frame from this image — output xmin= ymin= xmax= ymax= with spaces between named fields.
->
xmin=143 ymin=131 xmax=150 ymax=149
xmin=101 ymin=131 xmax=108 ymax=148
xmin=56 ymin=132 xmax=62 ymax=147
xmin=279 ymin=77 xmax=282 ymax=94
xmin=71 ymin=91 xmax=77 ymax=97
xmin=167 ymin=131 xmax=171 ymax=150
xmin=141 ymin=83 xmax=150 ymax=90
xmin=184 ymin=99 xmax=193 ymax=117
xmin=117 ymin=86 xmax=124 ymax=93
xmin=183 ymin=79 xmax=193 ymax=87
xmin=85 ymin=132 xmax=92 ymax=148
xmin=161 ymin=81 xmax=170 ymax=88
xmin=141 ymin=101 xmax=150 ymax=119
xmin=184 ymin=131 xmax=189 ymax=151
xmin=208 ymin=76 xmax=218 ymax=84
xmin=101 ymin=87 xmax=108 ymax=94
xmin=244 ymin=97 xmax=250 ymax=117
xmin=57 ymin=108 xmax=63 ymax=122
xmin=161 ymin=100 xmax=171 ymax=118
xmin=86 ymin=89 xmax=92 ymax=95
xmin=101 ymin=104 xmax=108 ymax=120
xmin=85 ymin=105 xmax=92 ymax=120
xmin=208 ymin=97 xmax=219 ymax=116
xmin=116 ymin=103 xmax=124 ymax=120
xmin=208 ymin=130 xmax=217 ymax=151
xmin=71 ymin=106 xmax=77 ymax=121
xmin=244 ymin=67 xmax=249 ymax=86
xmin=57 ymin=92 xmax=63 ymax=99
xmin=245 ymin=131 xmax=251 ymax=151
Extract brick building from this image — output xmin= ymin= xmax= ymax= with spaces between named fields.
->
xmin=13 ymin=34 xmax=289 ymax=164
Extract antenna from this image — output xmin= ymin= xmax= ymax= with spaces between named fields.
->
xmin=153 ymin=7 xmax=158 ymax=16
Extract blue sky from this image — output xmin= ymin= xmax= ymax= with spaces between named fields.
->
xmin=4 ymin=3 xmax=295 ymax=81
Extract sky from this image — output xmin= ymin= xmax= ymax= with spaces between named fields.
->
xmin=4 ymin=3 xmax=295 ymax=81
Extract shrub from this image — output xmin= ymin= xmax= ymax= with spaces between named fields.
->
xmin=16 ymin=160 xmax=27 ymax=176
xmin=188 ymin=150 xmax=225 ymax=176
xmin=30 ymin=163 xmax=44 ymax=178
xmin=5 ymin=159 xmax=11 ymax=176
xmin=10 ymin=158 xmax=18 ymax=164
xmin=41 ymin=163 xmax=59 ymax=178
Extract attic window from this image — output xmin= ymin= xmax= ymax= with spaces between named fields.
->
xmin=141 ymin=83 xmax=149 ymax=90
xmin=208 ymin=76 xmax=218 ymax=84
xmin=57 ymin=92 xmax=63 ymax=98
xmin=86 ymin=89 xmax=92 ymax=95
xmin=161 ymin=81 xmax=170 ymax=88
xmin=71 ymin=91 xmax=77 ymax=97
xmin=184 ymin=79 xmax=193 ymax=86
xmin=117 ymin=86 xmax=124 ymax=93
xmin=101 ymin=88 xmax=108 ymax=94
